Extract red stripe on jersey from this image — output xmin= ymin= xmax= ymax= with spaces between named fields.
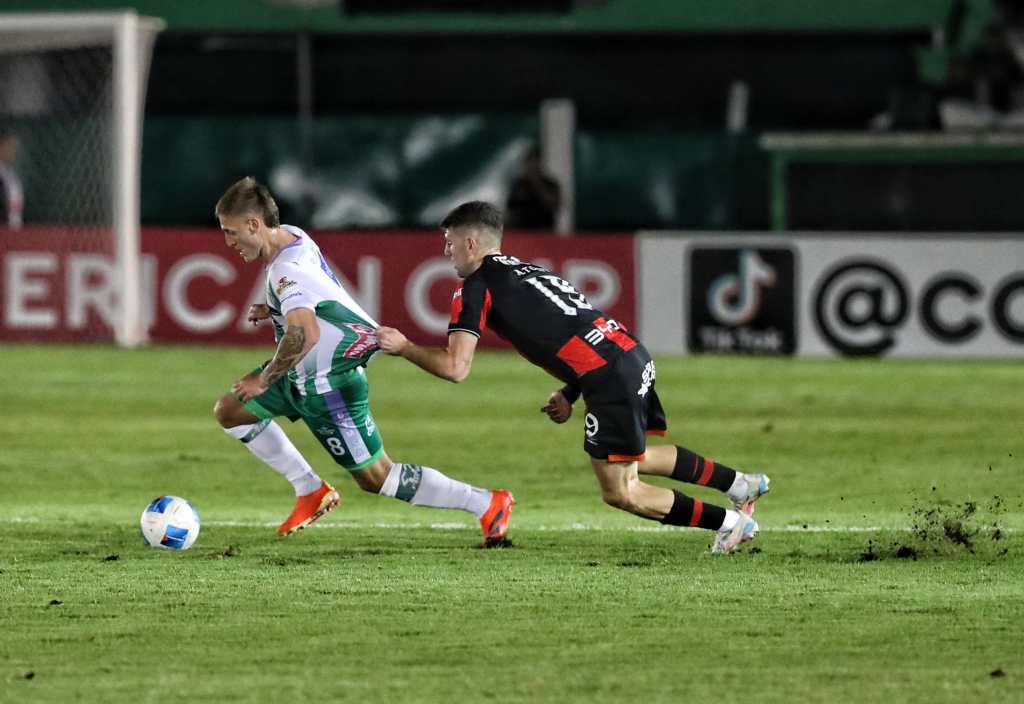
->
xmin=480 ymin=289 xmax=492 ymax=330
xmin=449 ymin=287 xmax=464 ymax=325
xmin=592 ymin=317 xmax=637 ymax=352
xmin=645 ymin=429 xmax=667 ymax=437
xmin=689 ymin=499 xmax=704 ymax=527
xmin=556 ymin=336 xmax=607 ymax=376
xmin=697 ymin=458 xmax=715 ymax=486
xmin=607 ymin=329 xmax=637 ymax=352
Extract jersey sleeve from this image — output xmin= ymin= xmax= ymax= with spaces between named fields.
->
xmin=269 ymin=260 xmax=318 ymax=316
xmin=447 ymin=274 xmax=492 ymax=338
xmin=559 ymin=381 xmax=582 ymax=404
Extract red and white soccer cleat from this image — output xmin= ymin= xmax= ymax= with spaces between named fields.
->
xmin=728 ymin=473 xmax=771 ymax=516
xmin=277 ymin=481 xmax=340 ymax=536
xmin=711 ymin=514 xmax=759 ymax=555
xmin=479 ymin=489 xmax=515 ymax=547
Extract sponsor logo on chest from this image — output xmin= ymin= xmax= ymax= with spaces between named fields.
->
xmin=275 ymin=276 xmax=297 ymax=296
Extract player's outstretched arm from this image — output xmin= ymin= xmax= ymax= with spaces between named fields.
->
xmin=377 ymin=327 xmax=478 ymax=383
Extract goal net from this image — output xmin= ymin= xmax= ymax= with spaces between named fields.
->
xmin=0 ymin=12 xmax=164 ymax=346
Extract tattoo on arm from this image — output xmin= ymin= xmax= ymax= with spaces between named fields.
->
xmin=260 ymin=324 xmax=306 ymax=385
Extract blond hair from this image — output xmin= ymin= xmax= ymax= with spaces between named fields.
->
xmin=215 ymin=176 xmax=280 ymax=227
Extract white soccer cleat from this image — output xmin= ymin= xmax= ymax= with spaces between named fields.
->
xmin=711 ymin=514 xmax=759 ymax=555
xmin=728 ymin=473 xmax=771 ymax=516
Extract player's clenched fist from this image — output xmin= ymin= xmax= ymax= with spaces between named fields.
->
xmin=247 ymin=303 xmax=270 ymax=325
xmin=541 ymin=390 xmax=572 ymax=424
xmin=376 ymin=326 xmax=409 ymax=355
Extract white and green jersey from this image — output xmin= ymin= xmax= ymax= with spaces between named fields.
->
xmin=265 ymin=225 xmax=379 ymax=396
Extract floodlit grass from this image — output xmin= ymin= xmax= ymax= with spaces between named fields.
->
xmin=1 ymin=344 xmax=1022 ymax=703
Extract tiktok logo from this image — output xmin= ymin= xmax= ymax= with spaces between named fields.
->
xmin=688 ymin=246 xmax=796 ymax=355
xmin=707 ymin=250 xmax=776 ymax=325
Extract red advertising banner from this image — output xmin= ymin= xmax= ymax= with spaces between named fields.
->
xmin=0 ymin=227 xmax=636 ymax=347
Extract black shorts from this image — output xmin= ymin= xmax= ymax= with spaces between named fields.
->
xmin=579 ymin=345 xmax=667 ymax=461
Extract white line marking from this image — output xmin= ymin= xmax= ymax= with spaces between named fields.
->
xmin=0 ymin=517 xmax=1015 ymax=533
xmin=201 ymin=521 xmax=914 ymax=533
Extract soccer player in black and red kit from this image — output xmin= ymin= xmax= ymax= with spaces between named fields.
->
xmin=377 ymin=202 xmax=770 ymax=553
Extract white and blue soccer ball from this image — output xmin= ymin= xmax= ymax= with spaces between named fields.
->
xmin=140 ymin=496 xmax=200 ymax=550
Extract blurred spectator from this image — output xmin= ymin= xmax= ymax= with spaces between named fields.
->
xmin=505 ymin=143 xmax=560 ymax=230
xmin=937 ymin=0 xmax=1024 ymax=129
xmin=0 ymin=128 xmax=23 ymax=230
xmin=870 ymin=0 xmax=1024 ymax=131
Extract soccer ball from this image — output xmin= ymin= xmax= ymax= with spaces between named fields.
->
xmin=140 ymin=495 xmax=200 ymax=550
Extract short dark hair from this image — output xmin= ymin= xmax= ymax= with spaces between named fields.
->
xmin=215 ymin=176 xmax=280 ymax=228
xmin=441 ymin=201 xmax=504 ymax=233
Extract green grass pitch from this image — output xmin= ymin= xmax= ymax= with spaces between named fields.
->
xmin=1 ymin=344 xmax=1021 ymax=703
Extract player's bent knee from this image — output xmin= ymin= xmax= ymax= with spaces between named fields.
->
xmin=213 ymin=394 xmax=254 ymax=428
xmin=600 ymin=489 xmax=635 ymax=513
xmin=213 ymin=396 xmax=234 ymax=427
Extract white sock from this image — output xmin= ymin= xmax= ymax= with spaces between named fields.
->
xmin=224 ymin=420 xmax=323 ymax=496
xmin=720 ymin=509 xmax=741 ymax=532
xmin=379 ymin=463 xmax=491 ymax=518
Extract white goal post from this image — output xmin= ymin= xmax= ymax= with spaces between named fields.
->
xmin=0 ymin=11 xmax=165 ymax=346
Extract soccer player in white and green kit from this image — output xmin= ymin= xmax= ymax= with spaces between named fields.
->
xmin=212 ymin=177 xmax=514 ymax=545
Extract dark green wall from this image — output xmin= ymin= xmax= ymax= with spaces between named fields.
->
xmin=1 ymin=0 xmax=955 ymax=33
xmin=137 ymin=115 xmax=764 ymax=230
xmin=575 ymin=130 xmax=767 ymax=231
xmin=140 ymin=114 xmax=541 ymax=228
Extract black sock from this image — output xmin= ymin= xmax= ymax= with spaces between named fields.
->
xmin=670 ymin=446 xmax=737 ymax=492
xmin=659 ymin=489 xmax=726 ymax=530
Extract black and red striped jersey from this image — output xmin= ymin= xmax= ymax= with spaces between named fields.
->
xmin=447 ymin=254 xmax=638 ymax=385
